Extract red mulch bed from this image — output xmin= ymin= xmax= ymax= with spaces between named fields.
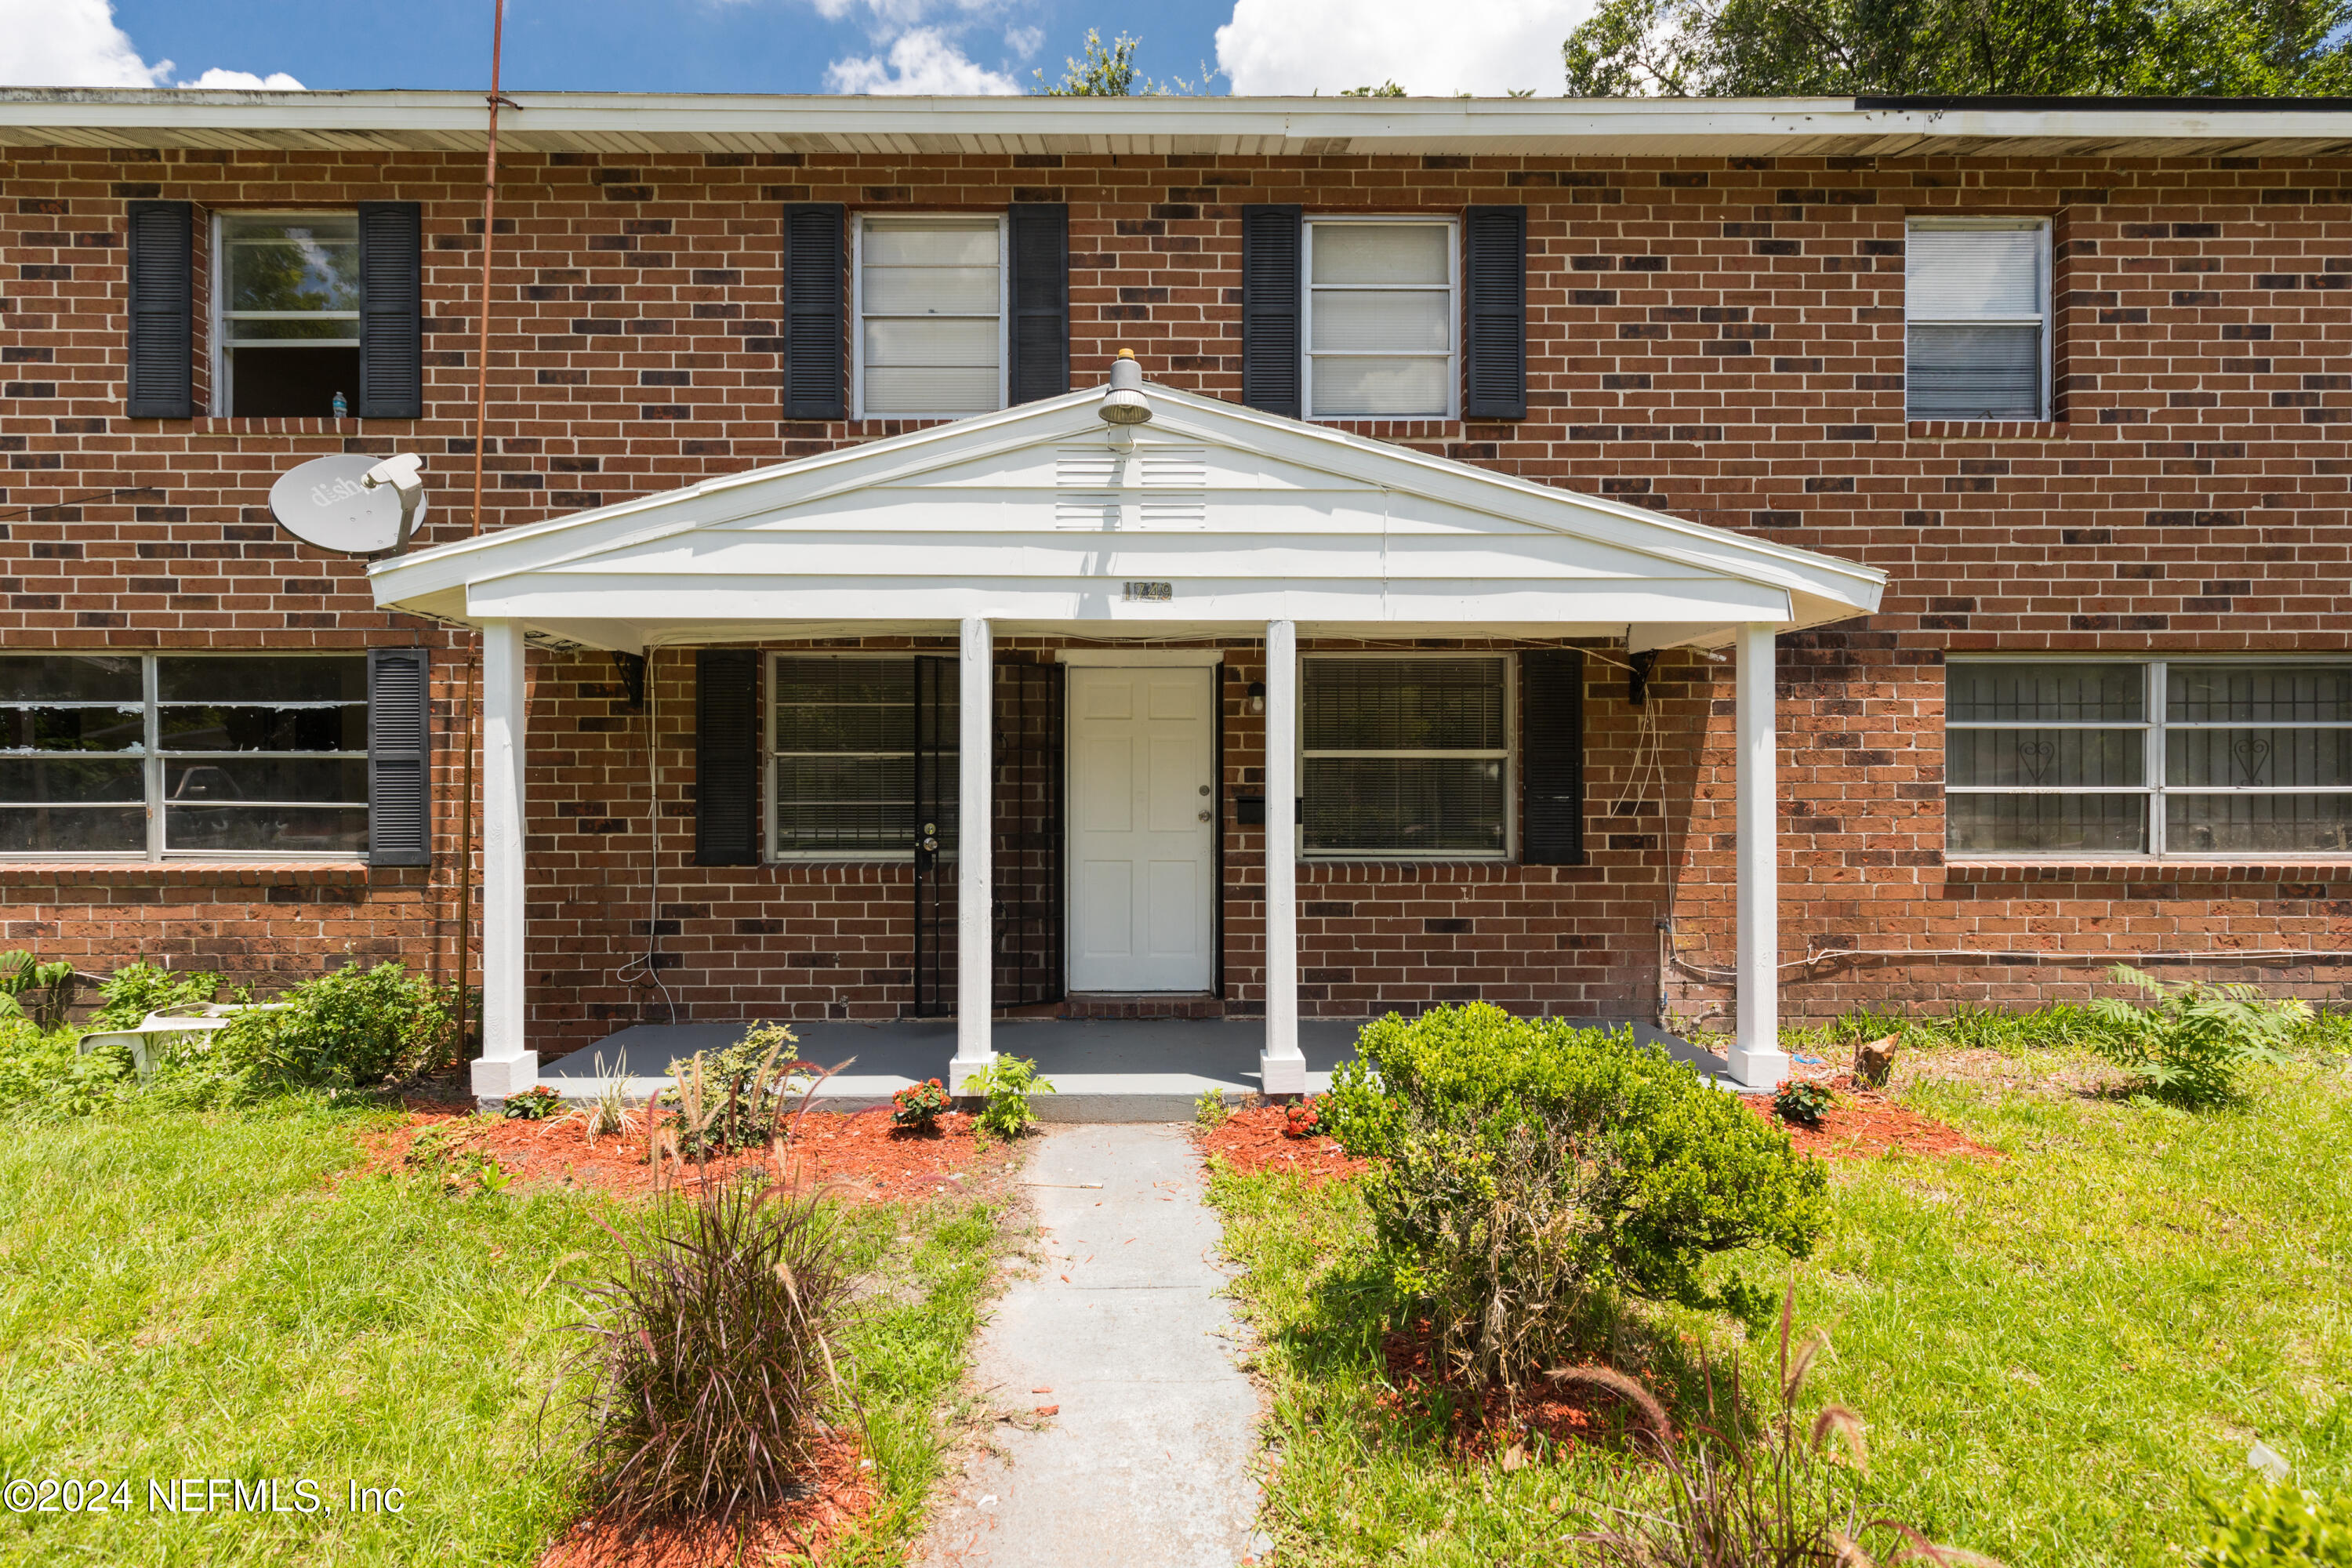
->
xmin=1379 ymin=1323 xmax=1672 ymax=1462
xmin=1751 ymin=1076 xmax=2000 ymax=1161
xmin=1192 ymin=1102 xmax=1370 ymax=1183
xmin=365 ymin=1100 xmax=1016 ymax=1202
xmin=537 ymin=1427 xmax=873 ymax=1567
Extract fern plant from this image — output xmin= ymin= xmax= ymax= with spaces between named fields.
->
xmin=2089 ymin=964 xmax=2307 ymax=1108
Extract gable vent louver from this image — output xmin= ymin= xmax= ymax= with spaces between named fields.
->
xmin=1055 ymin=448 xmax=1120 ymax=530
xmin=1139 ymin=446 xmax=1206 ymax=530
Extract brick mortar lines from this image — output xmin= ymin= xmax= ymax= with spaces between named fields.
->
xmin=4 ymin=147 xmax=2352 ymax=1032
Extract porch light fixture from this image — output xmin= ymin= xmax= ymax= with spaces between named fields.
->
xmin=1098 ymin=350 xmax=1152 ymax=426
xmin=1246 ymin=680 xmax=1266 ymax=715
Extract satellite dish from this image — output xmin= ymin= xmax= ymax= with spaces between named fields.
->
xmin=269 ymin=454 xmax=429 ymax=554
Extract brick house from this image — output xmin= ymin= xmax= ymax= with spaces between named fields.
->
xmin=3 ymin=90 xmax=2349 ymax=1100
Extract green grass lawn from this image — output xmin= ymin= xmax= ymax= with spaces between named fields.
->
xmin=1210 ymin=1051 xmax=2352 ymax=1568
xmin=0 ymin=1099 xmax=1005 ymax=1566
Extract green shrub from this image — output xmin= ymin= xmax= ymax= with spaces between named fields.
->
xmin=90 ymin=960 xmax=223 ymax=1029
xmin=0 ymin=950 xmax=81 ymax=1031
xmin=1331 ymin=1004 xmax=1828 ymax=1385
xmin=2090 ymin=964 xmax=2308 ymax=1108
xmin=2191 ymin=1478 xmax=2352 ymax=1567
xmin=967 ymin=1054 xmax=1054 ymax=1138
xmin=661 ymin=1023 xmax=806 ymax=1160
xmin=0 ymin=1017 xmax=133 ymax=1117
xmin=212 ymin=960 xmax=457 ymax=1092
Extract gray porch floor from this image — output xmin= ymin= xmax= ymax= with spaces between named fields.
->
xmin=539 ymin=1017 xmax=1739 ymax=1120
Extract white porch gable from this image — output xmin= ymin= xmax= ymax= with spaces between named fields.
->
xmin=373 ymin=373 xmax=1884 ymax=1108
xmin=368 ymin=379 xmax=1883 ymax=648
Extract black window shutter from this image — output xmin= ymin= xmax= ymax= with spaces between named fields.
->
xmin=1463 ymin=205 xmax=1528 ymax=421
xmin=782 ymin=202 xmax=846 ymax=420
xmin=695 ymin=649 xmax=762 ymax=866
xmin=357 ymin=201 xmax=423 ymax=419
xmin=1241 ymin=204 xmax=1302 ymax=418
xmin=1007 ymin=202 xmax=1070 ymax=404
xmin=1523 ymin=648 xmax=1585 ymax=866
xmin=367 ymin=647 xmax=433 ymax=866
xmin=125 ymin=200 xmax=193 ymax=419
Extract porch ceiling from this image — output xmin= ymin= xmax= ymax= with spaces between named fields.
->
xmin=369 ymin=379 xmax=1885 ymax=652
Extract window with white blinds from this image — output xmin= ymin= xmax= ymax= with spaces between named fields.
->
xmin=1301 ymin=655 xmax=1509 ymax=858
xmin=1304 ymin=220 xmax=1457 ymax=419
xmin=855 ymin=216 xmax=1005 ymax=419
xmin=1905 ymin=220 xmax=2049 ymax=421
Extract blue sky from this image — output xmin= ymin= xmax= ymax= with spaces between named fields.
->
xmin=107 ymin=0 xmax=1237 ymax=94
xmin=9 ymin=0 xmax=1582 ymax=100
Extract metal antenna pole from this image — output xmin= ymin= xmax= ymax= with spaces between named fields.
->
xmin=453 ymin=0 xmax=510 ymax=1069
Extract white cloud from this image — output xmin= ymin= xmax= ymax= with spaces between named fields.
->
xmin=826 ymin=27 xmax=1021 ymax=94
xmin=1003 ymin=24 xmax=1043 ymax=57
xmin=1214 ymin=0 xmax=1591 ymax=96
xmin=0 ymin=0 xmax=301 ymax=90
xmin=176 ymin=68 xmax=307 ymax=91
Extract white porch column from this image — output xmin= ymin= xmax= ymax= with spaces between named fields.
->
xmin=950 ymin=616 xmax=994 ymax=1094
xmin=472 ymin=619 xmax=536 ymax=1102
xmin=1261 ymin=619 xmax=1306 ymax=1095
xmin=1730 ymin=621 xmax=1788 ymax=1089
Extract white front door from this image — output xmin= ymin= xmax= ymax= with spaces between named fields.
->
xmin=1068 ymin=665 xmax=1216 ymax=993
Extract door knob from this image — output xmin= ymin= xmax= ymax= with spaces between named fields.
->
xmin=919 ymin=837 xmax=940 ymax=852
xmin=1196 ymin=809 xmax=1211 ymax=822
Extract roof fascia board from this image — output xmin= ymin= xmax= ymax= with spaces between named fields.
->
xmin=5 ymin=89 xmax=2352 ymax=152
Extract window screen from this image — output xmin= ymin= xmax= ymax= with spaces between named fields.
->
xmin=771 ymin=656 xmax=954 ymax=855
xmin=1906 ymin=222 xmax=2047 ymax=421
xmin=1301 ymin=656 xmax=1508 ymax=857
xmin=858 ymin=216 xmax=1004 ymax=418
xmin=0 ymin=654 xmax=368 ymax=858
xmin=1305 ymin=221 xmax=1455 ymax=419
xmin=1946 ymin=660 xmax=2352 ymax=857
xmin=218 ymin=213 xmax=362 ymax=419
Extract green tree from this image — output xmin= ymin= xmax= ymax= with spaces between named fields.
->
xmin=1038 ymin=28 xmax=1140 ymax=95
xmin=1563 ymin=0 xmax=2352 ymax=96
xmin=1033 ymin=29 xmax=1222 ymax=96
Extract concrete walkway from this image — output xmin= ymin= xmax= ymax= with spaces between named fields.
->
xmin=921 ymin=1125 xmax=1263 ymax=1568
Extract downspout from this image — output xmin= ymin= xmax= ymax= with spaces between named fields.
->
xmin=453 ymin=0 xmax=514 ymax=1068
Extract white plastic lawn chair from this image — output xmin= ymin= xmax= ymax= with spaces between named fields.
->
xmin=77 ymin=1001 xmax=292 ymax=1080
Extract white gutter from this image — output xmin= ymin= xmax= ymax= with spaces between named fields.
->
xmin=2 ymin=89 xmax=2349 ymax=153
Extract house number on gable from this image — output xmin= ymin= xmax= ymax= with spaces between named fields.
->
xmin=1123 ymin=581 xmax=1173 ymax=601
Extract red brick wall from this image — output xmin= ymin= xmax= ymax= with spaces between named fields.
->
xmin=5 ymin=140 xmax=2352 ymax=1040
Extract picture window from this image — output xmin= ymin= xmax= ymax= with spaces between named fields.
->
xmin=1945 ymin=659 xmax=2352 ymax=857
xmin=0 ymin=654 xmax=371 ymax=858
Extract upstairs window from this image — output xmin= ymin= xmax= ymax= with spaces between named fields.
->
xmin=1905 ymin=219 xmax=2049 ymax=422
xmin=0 ymin=654 xmax=369 ymax=858
xmin=1305 ymin=218 xmax=1457 ymax=419
xmin=215 ymin=212 xmax=362 ymax=418
xmin=1945 ymin=659 xmax=2352 ymax=858
xmin=1301 ymin=655 xmax=1509 ymax=858
xmin=855 ymin=216 xmax=1005 ymax=419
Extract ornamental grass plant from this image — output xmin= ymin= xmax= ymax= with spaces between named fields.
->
xmin=568 ymin=1145 xmax=855 ymax=1538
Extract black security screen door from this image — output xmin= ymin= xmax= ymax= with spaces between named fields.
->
xmin=994 ymin=658 xmax=1066 ymax=1007
xmin=910 ymin=655 xmax=958 ymax=1018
